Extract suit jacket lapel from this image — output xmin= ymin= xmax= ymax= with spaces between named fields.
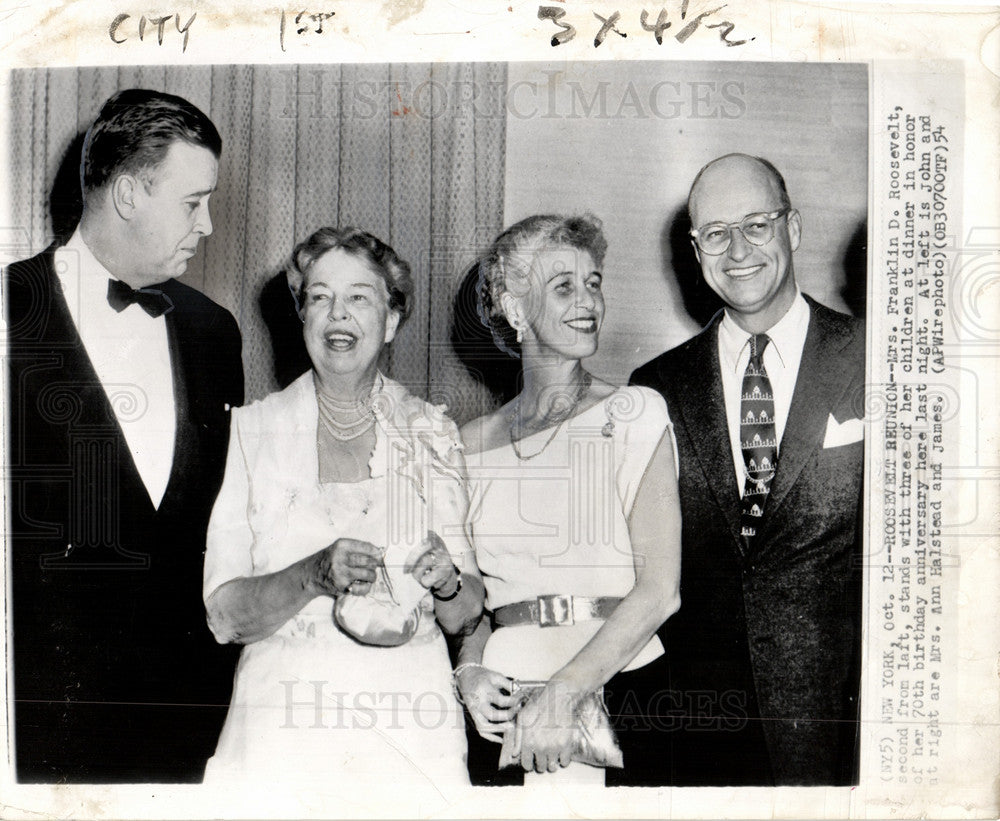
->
xmin=40 ymin=252 xmax=159 ymax=518
xmin=37 ymin=250 xmax=105 ymax=418
xmin=155 ymin=312 xmax=192 ymax=515
xmin=761 ymin=299 xmax=856 ymax=528
xmin=154 ymin=280 xmax=206 ymax=517
xmin=670 ymin=320 xmax=744 ymax=549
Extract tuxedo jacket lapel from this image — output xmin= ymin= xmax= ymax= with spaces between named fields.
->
xmin=157 ymin=301 xmax=194 ymax=515
xmin=670 ymin=320 xmax=744 ymax=550
xmin=38 ymin=252 xmax=161 ymax=518
xmin=762 ymin=298 xmax=857 ymax=530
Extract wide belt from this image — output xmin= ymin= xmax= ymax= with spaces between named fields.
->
xmin=492 ymin=595 xmax=622 ymax=628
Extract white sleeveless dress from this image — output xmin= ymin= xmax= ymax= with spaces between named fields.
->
xmin=202 ymin=372 xmax=471 ymax=808
xmin=465 ymin=385 xmax=677 ymax=785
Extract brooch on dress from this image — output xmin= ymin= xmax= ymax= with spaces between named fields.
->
xmin=601 ymin=396 xmax=616 ymax=438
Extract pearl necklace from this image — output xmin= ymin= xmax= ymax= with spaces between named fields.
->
xmin=316 ymin=389 xmax=376 ymax=442
xmin=509 ymin=372 xmax=592 ymax=461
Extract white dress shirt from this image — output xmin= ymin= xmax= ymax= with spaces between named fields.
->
xmin=54 ymin=229 xmax=176 ymax=508
xmin=718 ymin=290 xmax=810 ymax=496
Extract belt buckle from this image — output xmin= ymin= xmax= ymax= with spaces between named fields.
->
xmin=537 ymin=594 xmax=574 ymax=627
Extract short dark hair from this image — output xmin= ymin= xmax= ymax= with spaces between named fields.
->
xmin=82 ymin=88 xmax=222 ymax=193
xmin=479 ymin=213 xmax=608 ymax=359
xmin=286 ymin=227 xmax=414 ymax=327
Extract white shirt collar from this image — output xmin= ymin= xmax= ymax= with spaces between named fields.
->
xmin=57 ymin=227 xmax=113 ymax=284
xmin=718 ymin=289 xmax=810 ymax=374
xmin=55 ymin=227 xmax=164 ymax=327
xmin=56 ymin=228 xmax=121 ymax=322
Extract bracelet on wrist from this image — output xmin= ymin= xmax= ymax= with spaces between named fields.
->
xmin=451 ymin=661 xmax=483 ymax=702
xmin=432 ymin=566 xmax=462 ymax=601
xmin=452 ymin=661 xmax=483 ymax=679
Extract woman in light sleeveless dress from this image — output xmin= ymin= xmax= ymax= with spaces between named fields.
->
xmin=455 ymin=214 xmax=681 ymax=787
xmin=202 ymin=228 xmax=484 ymax=809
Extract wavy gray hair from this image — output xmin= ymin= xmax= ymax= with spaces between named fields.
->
xmin=478 ymin=213 xmax=607 ymax=358
xmin=286 ymin=227 xmax=414 ymax=327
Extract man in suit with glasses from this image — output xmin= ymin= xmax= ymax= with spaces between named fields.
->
xmin=632 ymin=153 xmax=864 ymax=785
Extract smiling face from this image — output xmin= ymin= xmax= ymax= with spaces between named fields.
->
xmin=125 ymin=140 xmax=218 ymax=287
xmin=505 ymin=244 xmax=605 ymax=361
xmin=300 ymin=248 xmax=400 ymax=389
xmin=689 ymin=155 xmax=801 ymax=333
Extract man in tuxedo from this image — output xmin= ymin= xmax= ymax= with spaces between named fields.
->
xmin=631 ymin=154 xmax=864 ymax=785
xmin=6 ymin=89 xmax=244 ymax=782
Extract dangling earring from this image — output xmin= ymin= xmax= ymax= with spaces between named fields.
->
xmin=508 ymin=314 xmax=524 ymax=344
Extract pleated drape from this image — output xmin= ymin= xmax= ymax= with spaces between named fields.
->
xmin=6 ymin=64 xmax=507 ymax=422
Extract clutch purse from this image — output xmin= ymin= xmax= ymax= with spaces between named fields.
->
xmin=497 ymin=680 xmax=624 ymax=769
xmin=333 ymin=563 xmax=421 ymax=646
xmin=333 ymin=537 xmax=434 ymax=647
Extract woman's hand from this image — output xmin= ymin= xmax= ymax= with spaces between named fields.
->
xmin=405 ymin=531 xmax=459 ymax=597
xmin=310 ymin=538 xmax=383 ymax=597
xmin=206 ymin=538 xmax=382 ymax=645
xmin=515 ymin=680 xmax=583 ymax=773
xmin=455 ymin=665 xmax=520 ymax=742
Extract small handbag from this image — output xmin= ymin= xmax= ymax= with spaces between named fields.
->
xmin=333 ymin=563 xmax=422 ymax=646
xmin=497 ymin=680 xmax=624 ymax=769
xmin=333 ymin=535 xmax=437 ymax=647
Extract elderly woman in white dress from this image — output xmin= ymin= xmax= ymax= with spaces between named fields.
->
xmin=202 ymin=227 xmax=484 ymax=804
xmin=455 ymin=214 xmax=681 ymax=787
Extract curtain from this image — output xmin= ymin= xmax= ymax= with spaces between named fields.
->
xmin=7 ymin=64 xmax=508 ymax=423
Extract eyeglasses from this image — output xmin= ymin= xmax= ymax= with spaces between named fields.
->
xmin=689 ymin=208 xmax=792 ymax=255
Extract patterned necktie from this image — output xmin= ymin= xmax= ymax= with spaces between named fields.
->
xmin=107 ymin=279 xmax=171 ymax=318
xmin=739 ymin=333 xmax=777 ymax=552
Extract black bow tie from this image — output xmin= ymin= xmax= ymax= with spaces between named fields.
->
xmin=107 ymin=279 xmax=172 ymax=318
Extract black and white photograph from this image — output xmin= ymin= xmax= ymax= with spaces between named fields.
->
xmin=0 ymin=2 xmax=997 ymax=819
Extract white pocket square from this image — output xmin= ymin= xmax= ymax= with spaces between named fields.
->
xmin=823 ymin=414 xmax=864 ymax=448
